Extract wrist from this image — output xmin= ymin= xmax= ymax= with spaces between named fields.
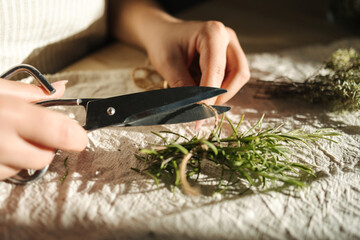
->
xmin=139 ymin=11 xmax=181 ymax=53
xmin=109 ymin=0 xmax=181 ymax=51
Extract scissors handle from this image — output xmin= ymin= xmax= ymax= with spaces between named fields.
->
xmin=36 ymin=98 xmax=100 ymax=108
xmin=1 ymin=64 xmax=55 ymax=94
xmin=1 ymin=64 xmax=56 ymax=184
xmin=6 ymin=165 xmax=50 ymax=184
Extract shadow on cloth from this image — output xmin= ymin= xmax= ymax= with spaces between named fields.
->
xmin=230 ymin=82 xmax=360 ymax=133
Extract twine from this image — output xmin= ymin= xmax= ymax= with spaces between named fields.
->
xmin=131 ymin=63 xmax=168 ymax=90
xmin=179 ymin=103 xmax=220 ymax=196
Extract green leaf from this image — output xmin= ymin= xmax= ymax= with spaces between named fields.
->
xmin=200 ymin=139 xmax=218 ymax=156
xmin=133 ymin=113 xmax=339 ymax=195
xmin=168 ymin=142 xmax=189 ymax=154
xmin=140 ymin=149 xmax=158 ymax=155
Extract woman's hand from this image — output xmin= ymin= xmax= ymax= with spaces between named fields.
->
xmin=110 ymin=0 xmax=250 ymax=105
xmin=144 ymin=20 xmax=250 ymax=105
xmin=0 ymin=79 xmax=88 ymax=180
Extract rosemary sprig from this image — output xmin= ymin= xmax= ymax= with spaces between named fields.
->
xmin=133 ymin=115 xmax=339 ymax=195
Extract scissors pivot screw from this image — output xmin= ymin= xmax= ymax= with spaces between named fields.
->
xmin=107 ymin=107 xmax=116 ymax=116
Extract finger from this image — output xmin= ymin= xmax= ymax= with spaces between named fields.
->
xmin=197 ymin=21 xmax=230 ymax=104
xmin=0 ymin=78 xmax=67 ymax=102
xmin=1 ymin=96 xmax=88 ymax=152
xmin=0 ymin=130 xmax=55 ymax=170
xmin=152 ymin=48 xmax=195 ymax=87
xmin=0 ymin=164 xmax=21 ymax=180
xmin=18 ymin=105 xmax=88 ymax=152
xmin=215 ymin=29 xmax=250 ymax=104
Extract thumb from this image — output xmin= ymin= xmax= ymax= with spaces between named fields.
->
xmin=0 ymin=78 xmax=67 ymax=102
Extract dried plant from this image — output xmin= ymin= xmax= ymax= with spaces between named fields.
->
xmin=253 ymin=48 xmax=360 ymax=111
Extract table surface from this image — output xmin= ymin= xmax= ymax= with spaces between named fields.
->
xmin=3 ymin=2 xmax=359 ymax=239
xmin=61 ymin=0 xmax=359 ymax=73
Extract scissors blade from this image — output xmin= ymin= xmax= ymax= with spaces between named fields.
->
xmin=84 ymin=87 xmax=227 ymax=130
xmin=125 ymin=104 xmax=230 ymax=126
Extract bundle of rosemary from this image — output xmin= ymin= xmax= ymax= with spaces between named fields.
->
xmin=133 ymin=115 xmax=339 ymax=195
xmin=255 ymin=48 xmax=360 ymax=111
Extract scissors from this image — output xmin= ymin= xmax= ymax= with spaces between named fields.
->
xmin=1 ymin=64 xmax=230 ymax=184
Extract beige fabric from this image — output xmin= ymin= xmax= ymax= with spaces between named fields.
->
xmin=0 ymin=0 xmax=107 ymax=74
xmin=0 ymin=39 xmax=360 ymax=239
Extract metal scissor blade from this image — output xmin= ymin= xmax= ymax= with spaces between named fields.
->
xmin=84 ymin=87 xmax=226 ymax=130
xmin=125 ymin=104 xmax=230 ymax=126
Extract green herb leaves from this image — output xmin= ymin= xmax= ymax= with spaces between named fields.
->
xmin=133 ymin=115 xmax=339 ymax=195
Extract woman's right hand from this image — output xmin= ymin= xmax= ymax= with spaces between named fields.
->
xmin=0 ymin=79 xmax=88 ymax=180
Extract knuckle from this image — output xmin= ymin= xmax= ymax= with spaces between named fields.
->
xmin=240 ymin=69 xmax=251 ymax=82
xmin=235 ymin=69 xmax=251 ymax=85
xmin=226 ymin=27 xmax=237 ymax=38
xmin=203 ymin=21 xmax=227 ymax=35
xmin=200 ymin=21 xmax=229 ymax=48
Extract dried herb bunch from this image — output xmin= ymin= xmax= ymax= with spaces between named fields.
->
xmin=133 ymin=115 xmax=339 ymax=195
xmin=257 ymin=48 xmax=360 ymax=111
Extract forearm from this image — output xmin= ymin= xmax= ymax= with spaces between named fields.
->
xmin=108 ymin=0 xmax=180 ymax=51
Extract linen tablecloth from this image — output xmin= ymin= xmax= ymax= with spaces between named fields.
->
xmin=1 ymin=39 xmax=359 ymax=240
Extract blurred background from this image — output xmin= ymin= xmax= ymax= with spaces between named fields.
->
xmin=170 ymin=0 xmax=360 ymax=53
xmin=63 ymin=0 xmax=360 ymax=71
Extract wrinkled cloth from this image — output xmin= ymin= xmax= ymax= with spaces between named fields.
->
xmin=1 ymin=39 xmax=360 ymax=240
